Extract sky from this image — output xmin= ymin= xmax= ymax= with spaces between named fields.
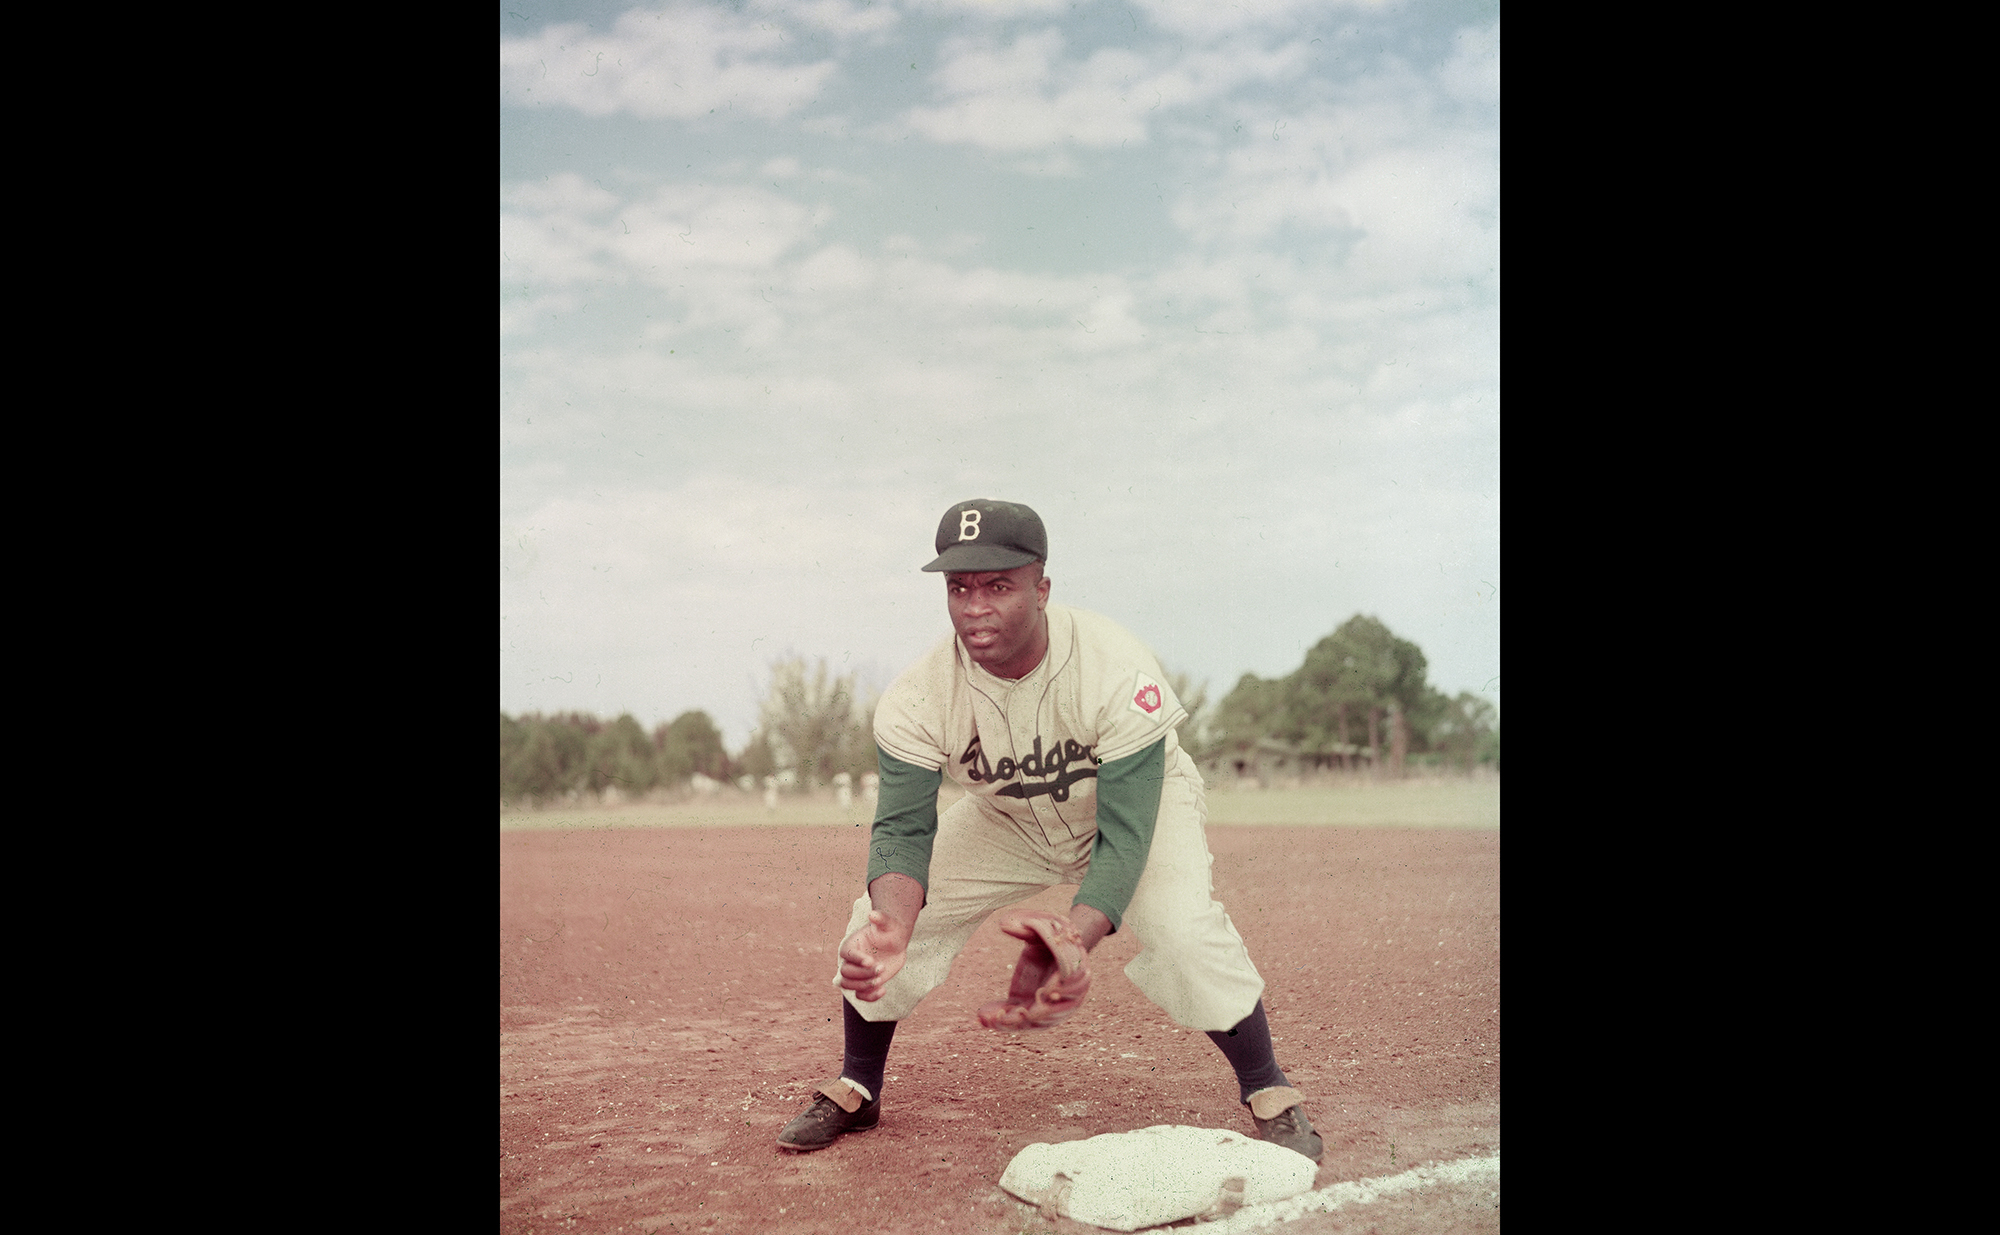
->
xmin=500 ymin=0 xmax=1499 ymax=750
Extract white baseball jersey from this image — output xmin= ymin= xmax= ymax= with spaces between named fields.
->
xmin=873 ymin=603 xmax=1196 ymax=840
xmin=849 ymin=603 xmax=1266 ymax=1032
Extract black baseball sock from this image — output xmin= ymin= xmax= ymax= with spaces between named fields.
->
xmin=840 ymin=999 xmax=897 ymax=1100
xmin=1205 ymin=1000 xmax=1291 ymax=1104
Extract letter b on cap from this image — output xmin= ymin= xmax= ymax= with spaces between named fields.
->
xmin=958 ymin=509 xmax=982 ymax=541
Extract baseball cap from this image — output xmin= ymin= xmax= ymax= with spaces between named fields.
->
xmin=921 ymin=499 xmax=1048 ymax=572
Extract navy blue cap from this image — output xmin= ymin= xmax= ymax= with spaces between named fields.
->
xmin=921 ymin=499 xmax=1048 ymax=572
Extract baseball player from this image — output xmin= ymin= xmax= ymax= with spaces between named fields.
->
xmin=777 ymin=499 xmax=1323 ymax=1163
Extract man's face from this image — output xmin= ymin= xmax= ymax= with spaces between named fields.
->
xmin=945 ymin=563 xmax=1051 ymax=679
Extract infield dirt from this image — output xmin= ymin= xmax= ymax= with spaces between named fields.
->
xmin=500 ymin=797 xmax=1498 ymax=1234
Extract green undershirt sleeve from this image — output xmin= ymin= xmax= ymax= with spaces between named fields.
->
xmin=1072 ymin=737 xmax=1166 ymax=934
xmin=865 ymin=747 xmax=943 ymax=893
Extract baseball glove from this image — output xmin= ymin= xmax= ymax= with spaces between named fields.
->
xmin=978 ymin=909 xmax=1092 ymax=1030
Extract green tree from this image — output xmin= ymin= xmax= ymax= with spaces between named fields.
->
xmin=759 ymin=657 xmax=867 ymax=790
xmin=500 ymin=713 xmax=527 ymax=800
xmin=836 ymin=688 xmax=882 ymax=782
xmin=735 ymin=728 xmax=777 ymax=783
xmin=1403 ymin=686 xmax=1451 ymax=751
xmin=500 ymin=711 xmax=597 ymax=803
xmin=1288 ymin=615 xmax=1429 ymax=777
xmin=1210 ymin=672 xmax=1288 ymax=767
xmin=655 ymin=710 xmax=731 ymax=785
xmin=586 ymin=713 xmax=657 ymax=797
xmin=1425 ymin=692 xmax=1498 ymax=771
xmin=1282 ymin=646 xmax=1365 ymax=765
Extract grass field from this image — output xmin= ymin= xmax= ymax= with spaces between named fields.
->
xmin=499 ymin=776 xmax=1499 ymax=831
xmin=1205 ymin=778 xmax=1499 ymax=828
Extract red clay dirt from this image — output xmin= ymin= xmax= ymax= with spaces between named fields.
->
xmin=499 ymin=819 xmax=1499 ymax=1235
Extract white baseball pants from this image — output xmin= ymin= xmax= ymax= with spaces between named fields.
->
xmin=838 ymin=763 xmax=1266 ymax=1033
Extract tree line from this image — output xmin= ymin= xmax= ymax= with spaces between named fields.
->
xmin=499 ymin=709 xmax=734 ymax=806
xmin=1202 ymin=614 xmax=1498 ymax=777
xmin=500 ymin=614 xmax=1495 ymax=806
xmin=499 ymin=658 xmax=881 ymax=808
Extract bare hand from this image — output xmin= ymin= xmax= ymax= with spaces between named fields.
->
xmin=837 ymin=909 xmax=911 ymax=1001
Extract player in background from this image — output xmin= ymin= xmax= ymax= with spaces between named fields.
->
xmin=777 ymin=499 xmax=1323 ymax=1163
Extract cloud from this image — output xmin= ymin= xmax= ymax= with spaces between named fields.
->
xmin=502 ymin=174 xmax=826 ymax=279
xmin=1438 ymin=22 xmax=1499 ymax=109
xmin=499 ymin=177 xmax=627 ymax=339
xmin=499 ymin=289 xmax=584 ymax=337
xmin=1133 ymin=0 xmax=1391 ymax=40
xmin=902 ymin=30 xmax=1133 ymax=151
xmin=1173 ymin=122 xmax=1494 ymax=272
xmin=900 ymin=28 xmax=1307 ymax=153
xmin=755 ymin=0 xmax=901 ymax=38
xmin=1155 ymin=40 xmax=1499 ymax=292
xmin=1327 ymin=145 xmax=1497 ymax=286
xmin=499 ymin=4 xmax=839 ymax=119
xmin=501 ymin=172 xmax=831 ymax=336
xmin=504 ymin=174 xmax=623 ymax=217
xmin=904 ymin=0 xmax=1072 ymax=16
xmin=611 ymin=183 xmax=824 ymax=275
xmin=500 ymin=478 xmax=945 ymax=739
xmin=502 ymin=208 xmax=603 ymax=289
xmin=499 ymin=5 xmax=1501 ymax=734
xmin=503 ymin=167 xmax=1169 ymax=356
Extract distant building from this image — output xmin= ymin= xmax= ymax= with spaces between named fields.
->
xmin=1205 ymin=738 xmax=1374 ymax=786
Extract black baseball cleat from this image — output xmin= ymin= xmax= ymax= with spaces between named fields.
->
xmin=776 ymin=1079 xmax=880 ymax=1152
xmin=1247 ymin=1086 xmax=1324 ymax=1164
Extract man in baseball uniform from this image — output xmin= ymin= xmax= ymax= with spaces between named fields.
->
xmin=777 ymin=499 xmax=1322 ymax=1162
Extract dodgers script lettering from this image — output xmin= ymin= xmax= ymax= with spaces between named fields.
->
xmin=958 ymin=734 xmax=1100 ymax=803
